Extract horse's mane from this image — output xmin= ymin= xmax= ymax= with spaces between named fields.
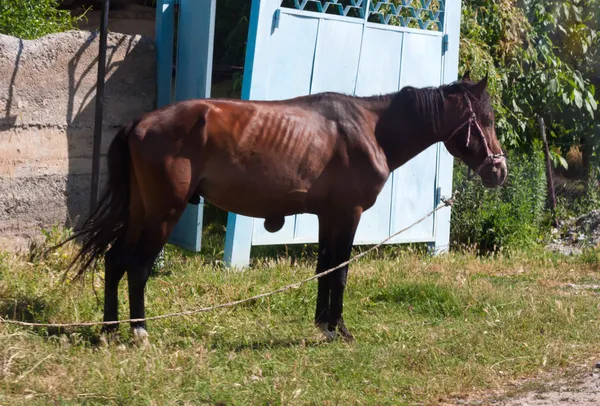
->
xmin=357 ymin=81 xmax=491 ymax=136
xmin=295 ymin=81 xmax=491 ymax=138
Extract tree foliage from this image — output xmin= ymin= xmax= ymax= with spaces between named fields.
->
xmin=454 ymin=0 xmax=600 ymax=253
xmin=460 ymin=0 xmax=599 ymax=170
xmin=214 ymin=0 xmax=251 ymax=67
xmin=0 ymin=0 xmax=80 ymax=40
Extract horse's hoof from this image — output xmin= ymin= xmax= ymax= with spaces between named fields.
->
xmin=99 ymin=334 xmax=110 ymax=348
xmin=99 ymin=329 xmax=120 ymax=347
xmin=316 ymin=322 xmax=337 ymax=342
xmin=338 ymin=325 xmax=355 ymax=342
xmin=132 ymin=327 xmax=150 ymax=347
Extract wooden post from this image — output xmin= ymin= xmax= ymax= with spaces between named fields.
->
xmin=538 ymin=116 xmax=558 ymax=227
xmin=90 ymin=0 xmax=110 ymax=214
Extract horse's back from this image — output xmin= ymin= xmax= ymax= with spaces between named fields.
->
xmin=126 ymin=96 xmax=390 ymax=218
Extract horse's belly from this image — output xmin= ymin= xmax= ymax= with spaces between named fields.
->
xmin=197 ymin=136 xmax=331 ymax=218
xmin=198 ymin=172 xmax=311 ymax=219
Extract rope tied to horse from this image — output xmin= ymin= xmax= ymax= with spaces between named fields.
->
xmin=0 ymin=194 xmax=456 ymax=329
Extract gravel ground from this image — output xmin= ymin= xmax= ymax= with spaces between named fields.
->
xmin=546 ymin=210 xmax=600 ymax=255
xmin=499 ymin=372 xmax=600 ymax=405
xmin=443 ymin=365 xmax=600 ymax=406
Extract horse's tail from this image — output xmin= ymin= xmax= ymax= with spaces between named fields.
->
xmin=53 ymin=120 xmax=137 ymax=279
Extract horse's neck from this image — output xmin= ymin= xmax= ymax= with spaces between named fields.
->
xmin=362 ymin=93 xmax=444 ymax=172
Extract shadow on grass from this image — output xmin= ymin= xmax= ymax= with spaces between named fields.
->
xmin=0 ymin=294 xmax=101 ymax=343
xmin=372 ymin=282 xmax=485 ymax=320
xmin=0 ymin=295 xmax=50 ymax=323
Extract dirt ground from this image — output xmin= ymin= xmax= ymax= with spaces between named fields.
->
xmin=547 ymin=210 xmax=600 ymax=256
xmin=500 ymin=373 xmax=600 ymax=405
xmin=448 ymin=362 xmax=600 ymax=405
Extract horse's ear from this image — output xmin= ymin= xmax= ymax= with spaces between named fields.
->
xmin=471 ymin=73 xmax=489 ymax=96
xmin=462 ymin=70 xmax=471 ymax=82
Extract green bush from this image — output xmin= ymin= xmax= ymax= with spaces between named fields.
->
xmin=555 ymin=164 xmax=600 ymax=220
xmin=574 ymin=165 xmax=600 ymax=214
xmin=0 ymin=0 xmax=79 ymax=40
xmin=450 ymin=145 xmax=548 ymax=253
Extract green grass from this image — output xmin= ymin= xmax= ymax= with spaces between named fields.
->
xmin=1 ymin=222 xmax=600 ymax=405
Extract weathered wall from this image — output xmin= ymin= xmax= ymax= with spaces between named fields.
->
xmin=76 ymin=4 xmax=156 ymax=39
xmin=0 ymin=31 xmax=156 ymax=251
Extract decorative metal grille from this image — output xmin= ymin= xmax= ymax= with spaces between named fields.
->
xmin=280 ymin=0 xmax=366 ymax=19
xmin=280 ymin=0 xmax=444 ymax=31
xmin=369 ymin=0 xmax=444 ymax=30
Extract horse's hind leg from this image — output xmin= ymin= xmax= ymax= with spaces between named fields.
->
xmin=100 ymin=171 xmax=145 ymax=341
xmin=125 ymin=218 xmax=175 ymax=344
xmin=100 ymin=238 xmax=127 ymax=337
xmin=126 ymin=136 xmax=196 ymax=344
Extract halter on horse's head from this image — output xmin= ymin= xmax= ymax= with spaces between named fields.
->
xmin=444 ymin=71 xmax=507 ymax=188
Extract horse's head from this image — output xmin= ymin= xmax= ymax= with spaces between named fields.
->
xmin=443 ymin=71 xmax=507 ymax=188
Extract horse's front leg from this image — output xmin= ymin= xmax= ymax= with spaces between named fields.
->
xmin=325 ymin=207 xmax=362 ymax=341
xmin=315 ymin=216 xmax=333 ymax=337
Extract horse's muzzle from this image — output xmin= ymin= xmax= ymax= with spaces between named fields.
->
xmin=479 ymin=160 xmax=507 ymax=188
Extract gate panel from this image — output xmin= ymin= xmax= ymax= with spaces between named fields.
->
xmin=398 ymin=33 xmax=444 ymax=89
xmin=354 ymin=27 xmax=403 ymax=96
xmin=389 ymin=149 xmax=438 ymax=242
xmin=244 ymin=12 xmax=319 ymax=102
xmin=268 ymin=14 xmax=319 ymax=99
xmin=292 ymin=212 xmax=320 ymax=243
xmin=310 ymin=19 xmax=364 ymax=94
xmin=155 ymin=0 xmax=175 ymax=109
xmin=389 ymin=32 xmax=444 ymax=243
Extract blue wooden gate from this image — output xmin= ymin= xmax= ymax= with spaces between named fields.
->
xmin=224 ymin=0 xmax=461 ymax=267
xmin=155 ymin=0 xmax=461 ymax=267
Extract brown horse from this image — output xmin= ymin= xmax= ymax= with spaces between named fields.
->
xmin=59 ymin=71 xmax=507 ymax=343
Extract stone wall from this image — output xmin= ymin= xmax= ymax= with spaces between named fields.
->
xmin=0 ymin=31 xmax=156 ymax=251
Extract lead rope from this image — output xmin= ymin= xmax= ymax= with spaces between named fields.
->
xmin=0 ymin=195 xmax=456 ymax=329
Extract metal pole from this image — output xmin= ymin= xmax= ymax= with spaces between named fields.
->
xmin=90 ymin=0 xmax=110 ymax=214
